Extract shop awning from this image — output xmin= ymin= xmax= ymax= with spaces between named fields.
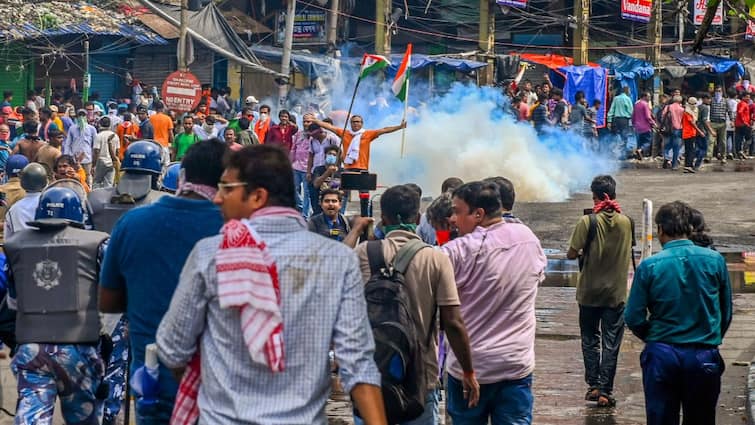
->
xmin=669 ymin=51 xmax=744 ymax=77
xmin=249 ymin=45 xmax=339 ymax=80
xmin=0 ymin=1 xmax=166 ymax=45
xmin=519 ymin=53 xmax=600 ymax=69
xmin=386 ymin=54 xmax=489 ymax=74
xmin=139 ymin=0 xmax=285 ymax=78
xmin=598 ymin=52 xmax=654 ymax=81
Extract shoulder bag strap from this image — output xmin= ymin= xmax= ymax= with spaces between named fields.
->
xmin=366 ymin=240 xmax=386 ymax=276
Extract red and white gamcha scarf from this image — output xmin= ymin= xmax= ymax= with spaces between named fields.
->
xmin=171 ymin=207 xmax=303 ymax=425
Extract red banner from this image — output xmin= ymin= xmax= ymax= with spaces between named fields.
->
xmin=621 ymin=0 xmax=652 ymax=23
xmin=693 ymin=0 xmax=723 ymax=26
xmin=747 ymin=5 xmax=755 ymax=41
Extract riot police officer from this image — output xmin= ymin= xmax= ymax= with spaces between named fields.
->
xmin=5 ymin=162 xmax=48 ymax=239
xmin=160 ymin=162 xmax=181 ymax=194
xmin=5 ymin=187 xmax=109 ymax=424
xmin=89 ymin=140 xmax=164 ymax=234
xmin=89 ymin=140 xmax=164 ymax=424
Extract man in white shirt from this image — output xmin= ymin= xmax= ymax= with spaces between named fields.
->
xmin=93 ymin=117 xmax=120 ymax=189
xmin=5 ymin=163 xmax=47 ymax=239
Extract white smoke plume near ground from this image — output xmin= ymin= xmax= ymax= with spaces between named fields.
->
xmin=345 ymin=83 xmax=618 ymax=202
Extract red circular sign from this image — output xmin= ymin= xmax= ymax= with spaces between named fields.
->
xmin=161 ymin=71 xmax=201 ymax=113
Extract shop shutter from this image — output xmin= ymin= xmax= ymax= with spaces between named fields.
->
xmin=89 ymin=55 xmax=124 ymax=102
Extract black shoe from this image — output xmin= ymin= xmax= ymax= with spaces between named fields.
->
xmin=663 ymin=160 xmax=670 ymax=169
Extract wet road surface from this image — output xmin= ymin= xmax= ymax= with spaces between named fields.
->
xmin=326 ymin=287 xmax=755 ymax=425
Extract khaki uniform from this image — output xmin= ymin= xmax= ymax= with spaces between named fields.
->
xmin=0 ymin=178 xmax=26 ymax=244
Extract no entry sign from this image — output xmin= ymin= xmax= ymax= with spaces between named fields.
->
xmin=161 ymin=71 xmax=201 ymax=112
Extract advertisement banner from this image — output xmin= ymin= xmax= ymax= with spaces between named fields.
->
xmin=693 ymin=0 xmax=724 ymax=26
xmin=747 ymin=5 xmax=755 ymax=41
xmin=621 ymin=0 xmax=653 ymax=23
xmin=496 ymin=0 xmax=527 ymax=7
xmin=276 ymin=9 xmax=327 ymax=45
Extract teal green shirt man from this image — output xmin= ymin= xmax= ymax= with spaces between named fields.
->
xmin=607 ymin=92 xmax=633 ymax=124
xmin=625 ymin=239 xmax=732 ymax=346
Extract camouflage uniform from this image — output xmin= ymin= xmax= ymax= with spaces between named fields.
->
xmin=12 ymin=343 xmax=104 ymax=425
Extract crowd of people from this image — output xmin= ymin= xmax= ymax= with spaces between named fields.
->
xmin=0 ymin=79 xmax=735 ymax=425
xmin=502 ymin=74 xmax=755 ymax=172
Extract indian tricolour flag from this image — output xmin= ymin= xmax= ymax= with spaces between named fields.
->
xmin=359 ymin=54 xmax=389 ymax=79
xmin=392 ymin=44 xmax=412 ymax=102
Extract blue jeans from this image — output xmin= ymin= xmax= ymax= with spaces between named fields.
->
xmin=641 ymin=342 xmax=724 ymax=425
xmin=354 ymin=388 xmax=439 ymax=425
xmin=694 ymin=136 xmax=708 ymax=168
xmin=447 ymin=374 xmax=533 ymax=425
xmin=293 ymin=170 xmax=309 ymax=217
xmin=636 ymin=131 xmax=653 ymax=155
xmin=135 ymin=397 xmax=174 ymax=425
xmin=665 ymin=129 xmax=683 ymax=168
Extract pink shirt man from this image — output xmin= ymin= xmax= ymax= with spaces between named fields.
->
xmin=441 ymin=221 xmax=546 ymax=384
xmin=632 ymin=99 xmax=656 ymax=134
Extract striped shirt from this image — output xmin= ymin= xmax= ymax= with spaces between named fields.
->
xmin=156 ymin=215 xmax=381 ymax=424
xmin=709 ymin=99 xmax=729 ymax=123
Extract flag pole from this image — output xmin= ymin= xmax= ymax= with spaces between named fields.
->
xmin=400 ymin=78 xmax=409 ymax=158
xmin=339 ymin=77 xmax=362 ymax=150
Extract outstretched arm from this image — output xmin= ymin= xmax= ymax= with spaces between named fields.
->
xmin=313 ymin=119 xmax=340 ymax=135
xmin=375 ymin=121 xmax=407 ymax=137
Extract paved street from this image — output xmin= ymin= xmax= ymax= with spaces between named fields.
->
xmin=0 ymin=167 xmax=751 ymax=424
xmin=326 ymin=288 xmax=755 ymax=425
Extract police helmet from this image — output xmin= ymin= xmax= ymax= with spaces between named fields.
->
xmin=161 ymin=162 xmax=181 ymax=192
xmin=122 ymin=140 xmax=162 ymax=174
xmin=20 ymin=163 xmax=48 ymax=192
xmin=5 ymin=155 xmax=29 ymax=177
xmin=34 ymin=187 xmax=84 ymax=225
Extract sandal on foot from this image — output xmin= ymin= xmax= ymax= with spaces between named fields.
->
xmin=585 ymin=388 xmax=600 ymax=401
xmin=597 ymin=394 xmax=616 ymax=407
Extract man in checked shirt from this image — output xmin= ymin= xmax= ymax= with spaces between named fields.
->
xmin=156 ymin=145 xmax=386 ymax=424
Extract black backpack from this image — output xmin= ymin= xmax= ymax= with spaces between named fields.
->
xmin=359 ymin=239 xmax=432 ymax=424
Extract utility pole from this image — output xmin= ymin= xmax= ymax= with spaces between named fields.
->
xmin=83 ymin=39 xmax=90 ymax=102
xmin=278 ymin=0 xmax=296 ymax=109
xmin=478 ymin=0 xmax=495 ymax=84
xmin=375 ymin=0 xmax=386 ymax=56
xmin=327 ymin=0 xmax=340 ymax=52
xmin=573 ymin=0 xmax=590 ymax=65
xmin=648 ymin=0 xmax=662 ymax=105
xmin=178 ymin=0 xmax=188 ymax=70
xmin=375 ymin=0 xmax=391 ymax=56
xmin=677 ymin=0 xmax=685 ymax=52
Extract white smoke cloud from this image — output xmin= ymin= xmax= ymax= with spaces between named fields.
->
xmin=354 ymin=83 xmax=618 ymax=202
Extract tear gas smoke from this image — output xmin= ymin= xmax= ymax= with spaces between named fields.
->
xmin=349 ymin=83 xmax=618 ymax=202
xmin=273 ymin=61 xmax=617 ymax=202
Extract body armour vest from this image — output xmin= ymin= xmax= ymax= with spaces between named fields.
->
xmin=5 ymin=225 xmax=109 ymax=344
xmin=89 ymin=186 xmax=164 ymax=234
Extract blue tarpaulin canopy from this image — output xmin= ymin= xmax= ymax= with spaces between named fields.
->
xmin=520 ymin=53 xmax=608 ymax=127
xmin=598 ymin=53 xmax=654 ymax=81
xmin=669 ymin=51 xmax=744 ymax=77
xmin=598 ymin=52 xmax=654 ymax=102
xmin=557 ymin=65 xmax=608 ymax=127
xmin=386 ymin=54 xmax=488 ymax=75
xmin=248 ymin=45 xmax=339 ymax=80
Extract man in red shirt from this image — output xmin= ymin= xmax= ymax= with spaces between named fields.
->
xmin=264 ymin=109 xmax=298 ymax=152
xmin=735 ymin=93 xmax=751 ymax=160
